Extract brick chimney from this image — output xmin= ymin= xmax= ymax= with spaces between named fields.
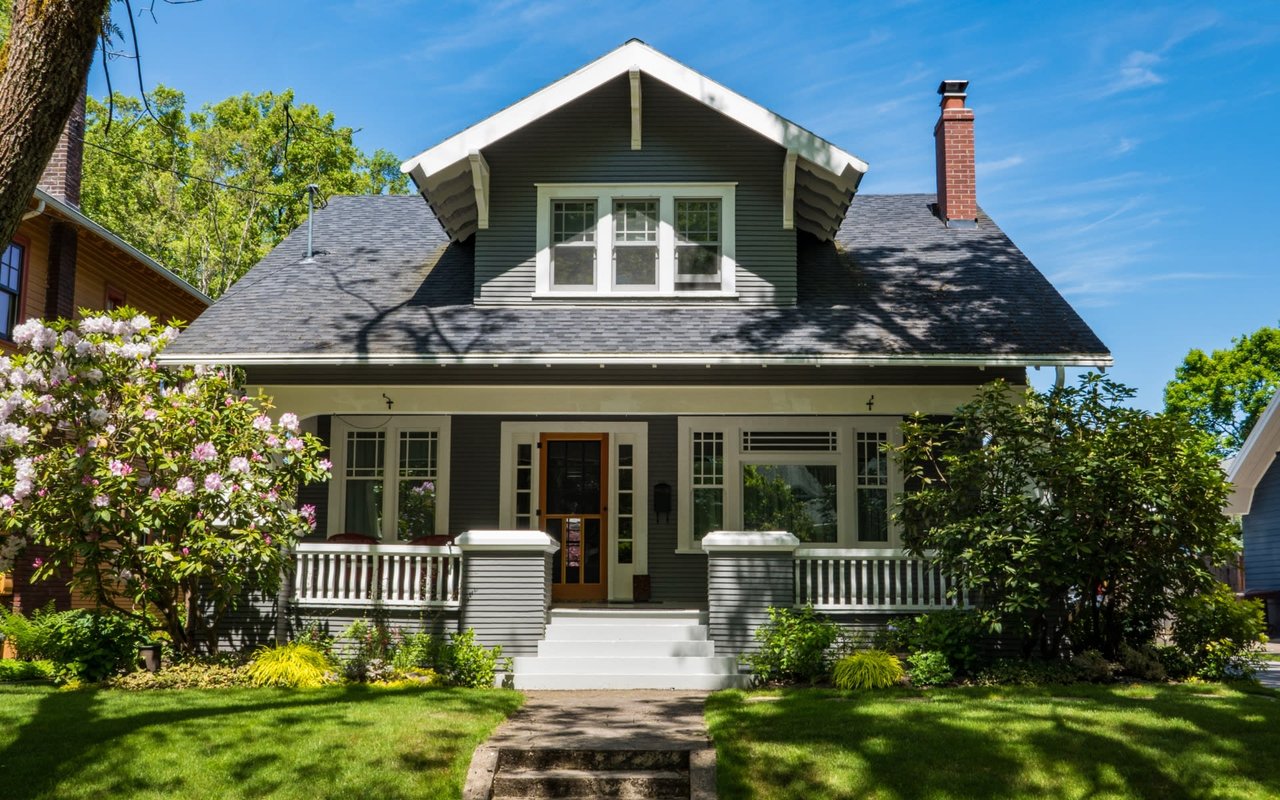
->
xmin=934 ymin=79 xmax=976 ymax=228
xmin=37 ymin=88 xmax=86 ymax=208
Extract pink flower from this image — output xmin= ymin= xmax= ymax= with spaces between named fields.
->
xmin=143 ymin=408 xmax=159 ymax=421
xmin=192 ymin=442 xmax=218 ymax=462
xmin=175 ymin=476 xmax=195 ymax=495
xmin=318 ymin=458 xmax=333 ymax=472
xmin=224 ymin=396 xmax=236 ymax=407
xmin=229 ymin=456 xmax=251 ymax=474
xmin=109 ymin=459 xmax=133 ymax=477
xmin=150 ymin=487 xmax=164 ymax=500
xmin=92 ymin=494 xmax=110 ymax=508
xmin=32 ymin=557 xmax=43 ymax=569
xmin=204 ymin=473 xmax=223 ymax=492
xmin=252 ymin=414 xmax=272 ymax=432
xmin=300 ymin=504 xmax=316 ymax=522
xmin=266 ymin=434 xmax=279 ymax=447
xmin=264 ymin=535 xmax=272 ymax=546
xmin=0 ymin=495 xmax=13 ymax=510
xmin=279 ymin=412 xmax=299 ymax=432
xmin=285 ymin=437 xmax=304 ymax=453
xmin=181 ymin=547 xmax=190 ymax=556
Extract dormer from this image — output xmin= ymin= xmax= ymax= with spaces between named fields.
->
xmin=400 ymin=40 xmax=867 ymax=305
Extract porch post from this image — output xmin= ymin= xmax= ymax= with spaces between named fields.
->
xmin=454 ymin=530 xmax=559 ymax=658
xmin=702 ymin=531 xmax=800 ymax=658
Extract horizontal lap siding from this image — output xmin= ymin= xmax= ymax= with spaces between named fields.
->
xmin=460 ymin=554 xmax=549 ymax=656
xmin=475 ymin=74 xmax=794 ymax=304
xmin=707 ymin=553 xmax=795 ymax=656
xmin=1245 ymin=454 xmax=1280 ymax=593
xmin=647 ymin=415 xmax=706 ymax=604
xmin=450 ymin=415 xmax=502 ymax=535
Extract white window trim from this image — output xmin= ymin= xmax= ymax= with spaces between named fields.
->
xmin=499 ymin=420 xmax=648 ymax=601
xmin=327 ymin=415 xmax=452 ymax=541
xmin=676 ymin=416 xmax=902 ymax=552
xmin=534 ymin=182 xmax=737 ymax=299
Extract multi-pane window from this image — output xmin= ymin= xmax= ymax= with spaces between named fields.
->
xmin=551 ymin=200 xmax=597 ymax=288
xmin=692 ymin=432 xmax=724 ymax=540
xmin=537 ymin=184 xmax=734 ymax=297
xmin=333 ymin=418 xmax=450 ymax=542
xmin=742 ymin=464 xmax=838 ymax=543
xmin=616 ymin=443 xmax=635 ymax=563
xmin=514 ymin=443 xmax=534 ymax=530
xmin=343 ymin=431 xmax=385 ymax=539
xmin=396 ymin=431 xmax=438 ymax=541
xmin=856 ymin=432 xmax=890 ymax=542
xmin=675 ymin=199 xmax=721 ymax=288
xmin=613 ymin=200 xmax=659 ymax=288
xmin=0 ymin=241 xmax=24 ymax=340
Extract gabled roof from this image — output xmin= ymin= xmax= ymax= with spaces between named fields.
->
xmin=401 ymin=39 xmax=868 ymax=243
xmin=160 ymin=193 xmax=1111 ymax=367
xmin=33 ymin=188 xmax=210 ymax=306
xmin=1226 ymin=392 xmax=1280 ymax=515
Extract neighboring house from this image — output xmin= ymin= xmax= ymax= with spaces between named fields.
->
xmin=162 ymin=41 xmax=1109 ymax=688
xmin=1 ymin=93 xmax=211 ymax=620
xmin=1226 ymin=392 xmax=1280 ymax=634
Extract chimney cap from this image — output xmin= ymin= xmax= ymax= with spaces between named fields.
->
xmin=937 ymin=79 xmax=969 ymax=98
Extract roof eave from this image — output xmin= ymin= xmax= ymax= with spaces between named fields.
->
xmin=1225 ymin=391 xmax=1280 ymax=515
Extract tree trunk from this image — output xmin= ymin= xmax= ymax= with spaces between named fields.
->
xmin=0 ymin=0 xmax=109 ymax=247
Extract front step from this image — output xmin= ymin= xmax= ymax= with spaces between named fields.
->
xmin=514 ymin=607 xmax=745 ymax=690
xmin=490 ymin=748 xmax=690 ymax=800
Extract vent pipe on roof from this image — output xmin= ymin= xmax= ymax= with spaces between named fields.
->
xmin=934 ymin=79 xmax=977 ymax=228
xmin=303 ymin=184 xmax=319 ymax=263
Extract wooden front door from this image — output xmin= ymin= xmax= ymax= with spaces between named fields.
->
xmin=540 ymin=433 xmax=608 ymax=602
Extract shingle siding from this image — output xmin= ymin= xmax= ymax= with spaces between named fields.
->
xmin=474 ymin=74 xmax=795 ymax=304
xmin=1245 ymin=454 xmax=1280 ymax=594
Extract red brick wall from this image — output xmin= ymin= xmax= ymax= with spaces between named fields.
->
xmin=934 ymin=100 xmax=976 ymax=224
xmin=36 ymin=91 xmax=85 ymax=208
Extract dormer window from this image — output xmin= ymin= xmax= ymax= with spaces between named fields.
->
xmin=535 ymin=183 xmax=737 ymax=299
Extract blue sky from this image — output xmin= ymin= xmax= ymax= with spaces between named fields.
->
xmin=89 ymin=0 xmax=1280 ymax=409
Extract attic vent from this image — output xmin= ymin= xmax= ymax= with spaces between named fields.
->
xmin=741 ymin=431 xmax=838 ymax=452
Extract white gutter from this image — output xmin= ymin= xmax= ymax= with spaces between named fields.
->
xmin=22 ymin=199 xmax=46 ymax=220
xmin=33 ymin=188 xmax=211 ymax=306
xmin=157 ymin=351 xmax=1114 ymax=368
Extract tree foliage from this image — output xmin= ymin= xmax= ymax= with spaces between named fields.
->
xmin=81 ymin=87 xmax=408 ymax=297
xmin=1163 ymin=325 xmax=1280 ymax=458
xmin=0 ymin=311 xmax=331 ymax=653
xmin=892 ymin=376 xmax=1238 ymax=659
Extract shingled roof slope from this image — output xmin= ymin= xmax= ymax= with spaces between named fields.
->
xmin=163 ymin=194 xmax=1109 ymax=364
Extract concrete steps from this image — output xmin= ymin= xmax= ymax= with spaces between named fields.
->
xmin=490 ymin=748 xmax=689 ymax=800
xmin=512 ymin=608 xmax=747 ymax=691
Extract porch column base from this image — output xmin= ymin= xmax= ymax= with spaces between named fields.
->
xmin=702 ymin=531 xmax=800 ymax=658
xmin=456 ymin=530 xmax=558 ymax=658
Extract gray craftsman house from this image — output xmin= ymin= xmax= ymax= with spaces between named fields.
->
xmin=162 ymin=40 xmax=1110 ymax=688
xmin=1226 ymin=393 xmax=1280 ymax=635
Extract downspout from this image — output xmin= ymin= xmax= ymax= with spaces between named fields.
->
xmin=22 ymin=199 xmax=46 ymax=220
xmin=1055 ymin=366 xmax=1066 ymax=390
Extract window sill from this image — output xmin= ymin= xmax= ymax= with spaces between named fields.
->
xmin=532 ymin=291 xmax=740 ymax=303
xmin=673 ymin=547 xmax=710 ymax=555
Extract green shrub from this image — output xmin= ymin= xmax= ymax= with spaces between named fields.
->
xmin=448 ymin=628 xmax=503 ymax=688
xmin=1154 ymin=645 xmax=1194 ymax=681
xmin=245 ymin=642 xmax=335 ymax=688
xmin=971 ymin=658 xmax=1080 ymax=687
xmin=2 ymin=607 xmax=150 ymax=682
xmin=107 ymin=657 xmax=249 ymax=690
xmin=833 ymin=650 xmax=905 ymax=690
xmin=873 ymin=609 xmax=988 ymax=675
xmin=907 ymin=650 xmax=954 ymax=686
xmin=1172 ymin=584 xmax=1267 ymax=679
xmin=1117 ymin=643 xmax=1167 ymax=682
xmin=1070 ymin=649 xmax=1114 ymax=683
xmin=746 ymin=606 xmax=841 ymax=685
xmin=293 ymin=623 xmax=335 ymax=658
xmin=339 ymin=619 xmax=396 ymax=682
xmin=0 ymin=659 xmax=55 ymax=682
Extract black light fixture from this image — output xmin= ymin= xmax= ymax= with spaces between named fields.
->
xmin=653 ymin=482 xmax=672 ymax=523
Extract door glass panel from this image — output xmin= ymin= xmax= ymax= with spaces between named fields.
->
xmin=584 ymin=518 xmax=601 ymax=583
xmin=546 ymin=440 xmax=601 ymax=514
xmin=547 ymin=517 xmax=563 ymax=583
xmin=564 ymin=516 xmax=582 ymax=584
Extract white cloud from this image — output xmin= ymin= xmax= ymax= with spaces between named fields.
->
xmin=1099 ymin=50 xmax=1165 ymax=96
xmin=977 ymin=155 xmax=1024 ymax=175
xmin=1111 ymin=137 xmax=1140 ymax=156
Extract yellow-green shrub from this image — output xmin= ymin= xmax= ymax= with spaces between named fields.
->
xmin=245 ymin=642 xmax=334 ymax=688
xmin=833 ymin=650 xmax=905 ymax=690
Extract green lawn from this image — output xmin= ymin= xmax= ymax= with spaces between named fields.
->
xmin=0 ymin=684 xmax=522 ymax=800
xmin=707 ymin=683 xmax=1280 ymax=800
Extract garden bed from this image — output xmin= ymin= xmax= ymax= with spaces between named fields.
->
xmin=0 ymin=684 xmax=522 ymax=799
xmin=706 ymin=683 xmax=1280 ymax=799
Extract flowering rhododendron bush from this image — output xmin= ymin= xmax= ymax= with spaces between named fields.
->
xmin=0 ymin=311 xmax=330 ymax=653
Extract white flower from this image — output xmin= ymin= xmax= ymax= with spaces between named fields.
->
xmin=229 ymin=456 xmax=251 ymax=474
xmin=279 ymin=413 xmax=299 ymax=432
xmin=84 ymin=368 xmax=104 ymax=383
xmin=0 ymin=422 xmax=31 ymax=446
xmin=130 ymin=315 xmax=151 ymax=334
xmin=60 ymin=329 xmax=80 ymax=348
xmin=11 ymin=320 xmax=47 ymax=347
xmin=175 ymin=476 xmax=195 ymax=494
xmin=252 ymin=414 xmax=272 ymax=431
xmin=78 ymin=316 xmax=115 ymax=335
xmin=92 ymin=494 xmax=110 ymax=508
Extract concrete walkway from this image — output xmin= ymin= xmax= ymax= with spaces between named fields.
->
xmin=1259 ymin=641 xmax=1280 ymax=690
xmin=464 ymin=691 xmax=716 ymax=799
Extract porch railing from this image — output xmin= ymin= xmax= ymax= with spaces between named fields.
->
xmin=794 ymin=548 xmax=964 ymax=612
xmin=292 ymin=543 xmax=461 ymax=609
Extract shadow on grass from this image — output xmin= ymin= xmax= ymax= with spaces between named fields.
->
xmin=0 ymin=684 xmax=521 ymax=800
xmin=707 ymin=684 xmax=1280 ymax=800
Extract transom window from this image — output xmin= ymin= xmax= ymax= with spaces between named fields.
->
xmin=1 ymin=241 xmax=25 ymax=340
xmin=678 ymin=417 xmax=902 ymax=550
xmin=535 ymin=183 xmax=736 ymax=298
xmin=328 ymin=417 xmax=451 ymax=542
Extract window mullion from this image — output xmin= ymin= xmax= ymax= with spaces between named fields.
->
xmin=658 ymin=193 xmax=675 ymax=293
xmin=595 ymin=192 xmax=610 ymax=294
